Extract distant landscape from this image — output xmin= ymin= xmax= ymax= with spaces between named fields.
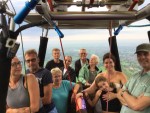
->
xmin=17 ymin=39 xmax=143 ymax=79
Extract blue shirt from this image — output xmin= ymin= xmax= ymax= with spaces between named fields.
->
xmin=52 ymin=80 xmax=75 ymax=113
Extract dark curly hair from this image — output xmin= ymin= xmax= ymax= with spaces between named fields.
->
xmin=103 ymin=52 xmax=116 ymax=64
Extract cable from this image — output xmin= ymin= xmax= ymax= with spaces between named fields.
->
xmin=8 ymin=0 xmax=16 ymax=15
xmin=58 ymin=35 xmax=82 ymax=113
xmin=2 ymin=0 xmax=8 ymax=6
xmin=127 ymin=24 xmax=150 ymax=27
xmin=105 ymin=20 xmax=114 ymax=112
xmin=19 ymin=28 xmax=31 ymax=113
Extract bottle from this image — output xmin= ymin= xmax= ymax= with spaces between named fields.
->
xmin=76 ymin=97 xmax=87 ymax=113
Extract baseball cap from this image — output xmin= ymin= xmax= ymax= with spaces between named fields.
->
xmin=135 ymin=43 xmax=150 ymax=54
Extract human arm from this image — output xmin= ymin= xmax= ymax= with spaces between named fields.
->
xmin=42 ymin=70 xmax=53 ymax=105
xmin=102 ymin=72 xmax=127 ymax=101
xmin=83 ymin=74 xmax=104 ymax=94
xmin=26 ymin=74 xmax=40 ymax=112
xmin=117 ymin=89 xmax=128 ymax=105
xmin=71 ymin=83 xmax=81 ymax=102
xmin=6 ymin=74 xmax=40 ymax=113
xmin=6 ymin=107 xmax=33 ymax=113
xmin=120 ymin=72 xmax=127 ymax=85
xmin=102 ymin=91 xmax=117 ymax=101
xmin=119 ymin=88 xmax=150 ymax=111
xmin=42 ymin=83 xmax=52 ymax=105
xmin=85 ymin=89 xmax=102 ymax=107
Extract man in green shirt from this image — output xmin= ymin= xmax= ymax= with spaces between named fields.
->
xmin=118 ymin=43 xmax=150 ymax=113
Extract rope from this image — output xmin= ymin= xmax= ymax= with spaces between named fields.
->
xmin=59 ymin=38 xmax=82 ymax=113
xmin=106 ymin=20 xmax=113 ymax=112
xmin=47 ymin=0 xmax=54 ymax=11
xmin=18 ymin=27 xmax=31 ymax=113
xmin=128 ymin=0 xmax=139 ymax=11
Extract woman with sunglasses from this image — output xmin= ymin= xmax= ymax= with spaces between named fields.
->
xmin=6 ymin=56 xmax=42 ymax=113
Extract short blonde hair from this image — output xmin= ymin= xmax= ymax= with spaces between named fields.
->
xmin=52 ymin=48 xmax=60 ymax=52
xmin=51 ymin=67 xmax=62 ymax=75
xmin=25 ymin=49 xmax=38 ymax=56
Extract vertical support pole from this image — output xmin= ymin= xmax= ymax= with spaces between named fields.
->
xmin=108 ymin=36 xmax=122 ymax=72
xmin=38 ymin=37 xmax=48 ymax=67
xmin=0 ymin=47 xmax=11 ymax=113
xmin=148 ymin=31 xmax=150 ymax=43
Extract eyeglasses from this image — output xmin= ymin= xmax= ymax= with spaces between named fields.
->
xmin=25 ymin=58 xmax=36 ymax=63
xmin=11 ymin=61 xmax=22 ymax=67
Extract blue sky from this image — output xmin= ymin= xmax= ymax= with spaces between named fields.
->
xmin=9 ymin=0 xmax=150 ymax=49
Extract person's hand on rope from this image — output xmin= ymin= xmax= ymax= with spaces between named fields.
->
xmin=102 ymin=92 xmax=117 ymax=101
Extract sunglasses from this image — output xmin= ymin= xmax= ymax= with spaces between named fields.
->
xmin=25 ymin=58 xmax=36 ymax=63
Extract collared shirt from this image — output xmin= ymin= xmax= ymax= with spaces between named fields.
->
xmin=121 ymin=70 xmax=150 ymax=113
xmin=78 ymin=65 xmax=101 ymax=85
xmin=80 ymin=59 xmax=89 ymax=67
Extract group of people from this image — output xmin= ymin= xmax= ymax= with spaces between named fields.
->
xmin=6 ymin=43 xmax=150 ymax=113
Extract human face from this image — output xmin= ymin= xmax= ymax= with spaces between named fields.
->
xmin=79 ymin=50 xmax=87 ymax=60
xmin=11 ymin=57 xmax=22 ymax=76
xmin=137 ymin=51 xmax=150 ymax=71
xmin=52 ymin=50 xmax=60 ymax=60
xmin=52 ymin=73 xmax=62 ymax=85
xmin=103 ymin=58 xmax=115 ymax=71
xmin=97 ymin=81 xmax=109 ymax=91
xmin=25 ymin=53 xmax=39 ymax=73
xmin=89 ymin=56 xmax=97 ymax=66
xmin=64 ymin=56 xmax=72 ymax=68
